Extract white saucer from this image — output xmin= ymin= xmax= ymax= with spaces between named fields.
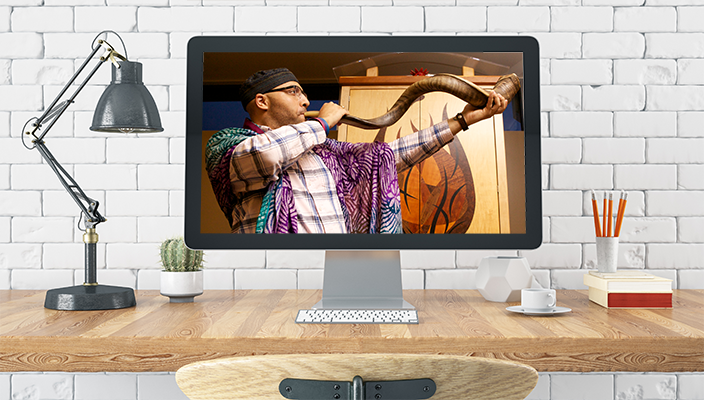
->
xmin=506 ymin=306 xmax=572 ymax=316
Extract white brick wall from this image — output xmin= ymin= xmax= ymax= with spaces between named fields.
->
xmin=1 ymin=2 xmax=702 ymax=398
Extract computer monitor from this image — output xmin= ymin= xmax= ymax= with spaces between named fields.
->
xmin=185 ymin=36 xmax=541 ymax=310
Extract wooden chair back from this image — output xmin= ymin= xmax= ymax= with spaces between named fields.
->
xmin=176 ymin=353 xmax=538 ymax=400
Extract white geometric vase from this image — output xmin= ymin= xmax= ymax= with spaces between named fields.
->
xmin=476 ymin=256 xmax=533 ymax=302
xmin=160 ymin=270 xmax=203 ymax=303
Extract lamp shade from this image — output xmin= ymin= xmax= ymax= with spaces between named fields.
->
xmin=90 ymin=60 xmax=163 ymax=133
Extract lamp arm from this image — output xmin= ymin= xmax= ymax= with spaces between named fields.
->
xmin=33 ymin=140 xmax=106 ymax=230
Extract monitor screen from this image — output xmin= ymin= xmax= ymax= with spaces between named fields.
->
xmin=185 ymin=36 xmax=541 ymax=251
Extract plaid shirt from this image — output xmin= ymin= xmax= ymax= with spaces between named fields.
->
xmin=229 ymin=119 xmax=454 ymax=233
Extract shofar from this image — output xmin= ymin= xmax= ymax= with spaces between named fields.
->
xmin=306 ymin=73 xmax=521 ymax=130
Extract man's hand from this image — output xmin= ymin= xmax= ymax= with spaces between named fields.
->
xmin=462 ymin=91 xmax=508 ymax=126
xmin=318 ymin=102 xmax=350 ymax=128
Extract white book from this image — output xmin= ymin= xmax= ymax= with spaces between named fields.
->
xmin=583 ymin=271 xmax=673 ymax=293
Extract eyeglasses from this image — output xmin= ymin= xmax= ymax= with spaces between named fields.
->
xmin=264 ymin=85 xmax=307 ymax=99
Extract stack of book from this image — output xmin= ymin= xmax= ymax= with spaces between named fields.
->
xmin=583 ymin=271 xmax=673 ymax=309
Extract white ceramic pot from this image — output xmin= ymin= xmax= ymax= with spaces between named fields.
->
xmin=476 ymin=256 xmax=533 ymax=302
xmin=160 ymin=270 xmax=203 ymax=303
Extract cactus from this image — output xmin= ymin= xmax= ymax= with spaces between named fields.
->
xmin=160 ymin=237 xmax=204 ymax=272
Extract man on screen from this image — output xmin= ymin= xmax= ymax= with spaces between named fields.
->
xmin=206 ymin=68 xmax=507 ymax=234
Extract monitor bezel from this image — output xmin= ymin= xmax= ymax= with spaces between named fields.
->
xmin=185 ymin=35 xmax=542 ymax=250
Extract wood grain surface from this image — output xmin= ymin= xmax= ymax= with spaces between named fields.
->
xmin=176 ymin=353 xmax=538 ymax=400
xmin=1 ymin=290 xmax=702 ymax=373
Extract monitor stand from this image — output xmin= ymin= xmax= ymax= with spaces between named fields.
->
xmin=312 ymin=251 xmax=415 ymax=310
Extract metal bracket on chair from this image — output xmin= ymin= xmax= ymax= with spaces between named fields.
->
xmin=279 ymin=376 xmax=436 ymax=400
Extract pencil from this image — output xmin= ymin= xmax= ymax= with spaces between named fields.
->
xmin=602 ymin=193 xmax=607 ymax=237
xmin=615 ymin=191 xmax=628 ymax=237
xmin=607 ymin=192 xmax=613 ymax=237
xmin=591 ymin=190 xmax=601 ymax=237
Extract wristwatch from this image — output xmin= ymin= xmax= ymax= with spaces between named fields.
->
xmin=454 ymin=112 xmax=469 ymax=131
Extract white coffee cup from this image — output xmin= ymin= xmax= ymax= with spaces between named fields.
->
xmin=521 ymin=288 xmax=556 ymax=310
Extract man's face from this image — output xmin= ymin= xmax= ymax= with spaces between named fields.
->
xmin=263 ymin=81 xmax=310 ymax=128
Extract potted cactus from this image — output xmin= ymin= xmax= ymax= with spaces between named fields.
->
xmin=159 ymin=237 xmax=204 ymax=303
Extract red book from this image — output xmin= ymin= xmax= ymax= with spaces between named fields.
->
xmin=589 ymin=288 xmax=672 ymax=309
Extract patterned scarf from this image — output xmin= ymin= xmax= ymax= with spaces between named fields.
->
xmin=205 ymin=126 xmax=402 ymax=234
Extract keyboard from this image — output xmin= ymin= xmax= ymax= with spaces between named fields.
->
xmin=295 ymin=309 xmax=418 ymax=324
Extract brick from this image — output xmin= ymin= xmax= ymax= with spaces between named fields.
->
xmin=583 ymin=138 xmax=645 ymax=164
xmin=614 ymin=59 xmax=676 ymax=85
xmin=170 ymin=34 xmax=195 ymax=59
xmin=299 ymin=7 xmax=360 ymax=32
xmin=138 ymin=165 xmax=184 ymax=190
xmin=74 ymin=164 xmax=137 ymax=190
xmin=0 ymin=243 xmax=42 ymax=269
xmin=526 ymin=374 xmax=550 ymax=400
xmin=615 ymin=165 xmax=676 ymax=189
xmin=647 ymin=0 xmax=704 ymax=5
xmin=584 ymin=0 xmax=642 ymax=4
xmin=679 ymin=112 xmax=704 ymax=138
xmin=170 ymin=137 xmax=185 ymax=164
xmin=170 ymin=190 xmax=184 ymax=216
xmin=614 ymin=112 xmax=677 ymax=137
xmin=11 ymin=7 xmax=73 ymax=32
xmin=49 ymin=0 xmax=103 ymax=4
xmin=584 ymin=33 xmax=645 ymax=59
xmin=0 ymin=217 xmax=8 ymax=242
xmin=361 ymin=7 xmax=422 ymax=32
xmin=550 ymin=112 xmax=612 ymax=138
xmin=0 ymin=111 xmax=8 ymax=137
xmin=551 ymin=217 xmax=599 ymax=243
xmin=140 ymin=59 xmax=186 ymax=86
xmin=158 ymin=111 xmax=186 ymax=139
xmin=107 ymin=137 xmax=169 ymax=164
xmin=0 ymin=86 xmax=42 ymax=111
xmin=203 ymin=250 xmax=265 ymax=269
xmin=648 ymin=244 xmax=704 ymax=269
xmin=584 ymin=85 xmax=646 ymax=111
xmin=647 ymin=138 xmax=704 ymax=163
xmin=488 ymin=7 xmax=549 ymax=32
xmin=679 ymin=271 xmax=704 ymax=290
xmin=332 ymin=0 xmax=390 ymax=4
xmin=12 ymin=269 xmax=74 ymax=290
xmin=614 ymin=7 xmax=676 ymax=32
xmin=12 ymin=217 xmax=74 ymax=243
xmin=235 ymin=269 xmax=297 ymax=290
xmin=112 ymin=33 xmax=169 ymax=60
xmin=266 ymin=250 xmax=325 ymax=269
xmin=110 ymin=0 xmax=167 ymax=5
xmin=541 ymin=85 xmax=581 ymax=111
xmin=137 ymin=269 xmax=159 ymax=290
xmin=425 ymin=7 xmax=486 ymax=32
xmin=526 ymin=33 xmax=581 ymax=59
xmin=12 ymin=164 xmax=72 ymax=191
xmin=647 ymin=191 xmax=704 ymax=217
xmin=234 ymin=6 xmax=296 ymax=32
xmin=679 ymin=218 xmax=704 ymax=243
xmin=680 ymin=165 xmax=704 ymax=190
xmin=298 ymin=269 xmax=324 ymax=289
xmin=40 ymin=138 xmax=106 ymax=164
xmin=44 ymin=243 xmax=106 ymax=270
xmin=425 ymin=269 xmax=476 ymax=289
xmin=551 ymin=6 xmax=612 ymax=32
xmin=96 ymin=217 xmax=137 ymax=243
xmin=45 ymin=85 xmax=106 ymax=112
xmin=552 ymin=374 xmax=614 ymax=400
xmin=0 ymin=7 xmax=8 ymax=32
xmin=44 ymin=33 xmax=100 ymax=59
xmin=107 ymin=243 xmax=160 ymax=269
xmin=647 ymin=86 xmax=704 ymax=111
xmin=678 ymin=59 xmax=704 ymax=85
xmin=0 ymin=270 xmax=8 ymax=289
xmin=520 ymin=0 xmax=579 ymax=4
xmin=522 ymin=243 xmax=581 ymax=269
xmin=551 ymin=165 xmax=612 ymax=190
xmin=0 ymin=33 xmax=42 ymax=58
xmin=541 ymin=138 xmax=581 ymax=164
xmin=0 ymin=191 xmax=41 ymax=216
xmin=679 ymin=6 xmax=704 ymax=32
xmin=584 ymin=243 xmax=646 ymax=269
xmin=0 ymin=165 xmax=7 ymax=190
xmin=540 ymin=59 xmax=550 ymax=88
xmin=616 ymin=375 xmax=677 ymax=400
xmin=138 ymin=7 xmax=234 ymax=32
xmin=543 ymin=190 xmax=582 ymax=216
xmin=646 ymin=33 xmax=704 ymax=58
xmin=400 ymin=250 xmax=455 ymax=269
xmin=551 ymin=60 xmax=612 ymax=85
xmin=551 ymin=269 xmax=590 ymax=289
xmin=75 ymin=7 xmax=137 ymax=33
xmin=678 ymin=372 xmax=704 ymax=399
xmin=617 ymin=217 xmax=677 ymax=243
xmin=138 ymin=374 xmax=190 ymax=400
xmin=75 ymin=374 xmax=137 ymax=400
xmin=137 ymin=216 xmax=184 ymax=242
xmin=106 ymin=191 xmax=169 ymax=216
xmin=459 ymin=0 xmax=515 ymax=3
xmin=455 ymin=250 xmax=520 ymax=268
xmin=202 ymin=269 xmax=234 ymax=290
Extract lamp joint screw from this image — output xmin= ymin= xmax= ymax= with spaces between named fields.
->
xmin=333 ymin=384 xmax=340 ymax=390
xmin=375 ymin=384 xmax=382 ymax=390
xmin=375 ymin=394 xmax=382 ymax=399
xmin=423 ymin=386 xmax=430 ymax=392
xmin=285 ymin=386 xmax=292 ymax=393
xmin=333 ymin=394 xmax=340 ymax=399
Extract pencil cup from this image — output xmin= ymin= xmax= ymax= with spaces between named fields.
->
xmin=596 ymin=237 xmax=619 ymax=273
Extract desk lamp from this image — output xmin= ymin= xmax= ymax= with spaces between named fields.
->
xmin=22 ymin=31 xmax=163 ymax=311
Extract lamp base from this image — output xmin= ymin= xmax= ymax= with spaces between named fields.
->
xmin=44 ymin=284 xmax=136 ymax=311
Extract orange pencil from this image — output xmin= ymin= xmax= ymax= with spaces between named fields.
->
xmin=615 ymin=191 xmax=628 ymax=237
xmin=602 ymin=193 xmax=607 ymax=237
xmin=607 ymin=192 xmax=613 ymax=237
xmin=591 ymin=190 xmax=601 ymax=237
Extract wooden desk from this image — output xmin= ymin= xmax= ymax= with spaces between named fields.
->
xmin=1 ymin=290 xmax=702 ymax=373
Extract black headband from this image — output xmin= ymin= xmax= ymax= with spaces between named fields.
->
xmin=239 ymin=68 xmax=299 ymax=109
